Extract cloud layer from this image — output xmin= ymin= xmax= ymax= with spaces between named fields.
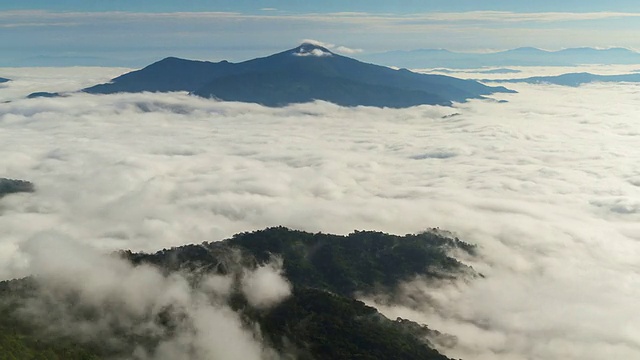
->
xmin=1 ymin=67 xmax=640 ymax=359
xmin=4 ymin=10 xmax=640 ymax=66
xmin=17 ymin=233 xmax=289 ymax=359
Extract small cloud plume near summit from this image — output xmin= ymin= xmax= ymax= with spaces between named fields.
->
xmin=293 ymin=47 xmax=333 ymax=57
xmin=301 ymin=39 xmax=363 ymax=54
xmin=242 ymin=259 xmax=292 ymax=309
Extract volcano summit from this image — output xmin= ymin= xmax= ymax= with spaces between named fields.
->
xmin=83 ymin=43 xmax=513 ymax=108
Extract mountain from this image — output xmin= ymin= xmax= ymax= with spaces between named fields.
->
xmin=83 ymin=43 xmax=514 ymax=108
xmin=362 ymin=47 xmax=640 ymax=69
xmin=0 ymin=226 xmax=475 ymax=359
xmin=489 ymin=72 xmax=640 ymax=86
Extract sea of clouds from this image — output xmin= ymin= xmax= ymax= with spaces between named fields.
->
xmin=1 ymin=67 xmax=640 ymax=359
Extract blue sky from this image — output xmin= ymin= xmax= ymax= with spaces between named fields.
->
xmin=6 ymin=0 xmax=640 ymax=13
xmin=3 ymin=1 xmax=640 ymax=66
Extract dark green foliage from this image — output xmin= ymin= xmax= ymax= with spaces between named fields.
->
xmin=0 ymin=227 xmax=473 ymax=359
xmin=0 ymin=280 xmax=101 ymax=360
xmin=137 ymin=226 xmax=476 ymax=296
xmin=27 ymin=92 xmax=60 ymax=99
xmin=0 ymin=178 xmax=35 ymax=198
xmin=258 ymin=288 xmax=450 ymax=360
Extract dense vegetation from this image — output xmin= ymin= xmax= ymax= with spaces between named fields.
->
xmin=0 ymin=178 xmax=35 ymax=198
xmin=0 ymin=227 xmax=475 ymax=359
xmin=257 ymin=288 xmax=451 ymax=360
xmin=128 ymin=227 xmax=476 ymax=296
xmin=0 ymin=279 xmax=101 ymax=359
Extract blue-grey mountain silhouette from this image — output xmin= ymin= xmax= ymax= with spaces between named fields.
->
xmin=490 ymin=72 xmax=640 ymax=87
xmin=84 ymin=43 xmax=514 ymax=108
xmin=363 ymin=47 xmax=640 ymax=69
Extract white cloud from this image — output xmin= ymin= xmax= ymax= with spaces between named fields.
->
xmin=293 ymin=47 xmax=332 ymax=57
xmin=242 ymin=259 xmax=291 ymax=309
xmin=300 ymin=38 xmax=363 ymax=55
xmin=0 ymin=66 xmax=130 ymax=101
xmin=17 ymin=233 xmax=277 ymax=360
xmin=334 ymin=45 xmax=363 ymax=54
xmin=1 ymin=67 xmax=640 ymax=358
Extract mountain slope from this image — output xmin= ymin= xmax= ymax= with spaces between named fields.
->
xmin=84 ymin=57 xmax=236 ymax=94
xmin=83 ymin=43 xmax=513 ymax=108
xmin=126 ymin=226 xmax=476 ymax=296
xmin=0 ymin=178 xmax=35 ymax=198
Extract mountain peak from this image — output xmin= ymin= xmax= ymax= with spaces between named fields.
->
xmin=82 ymin=44 xmax=513 ymax=108
xmin=292 ymin=43 xmax=334 ymax=57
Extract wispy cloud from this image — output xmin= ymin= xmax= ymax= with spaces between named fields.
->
xmin=2 ymin=9 xmax=640 ymax=28
xmin=300 ymin=39 xmax=363 ymax=54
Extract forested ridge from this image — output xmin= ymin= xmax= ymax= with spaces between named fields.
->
xmin=0 ymin=225 xmax=474 ymax=359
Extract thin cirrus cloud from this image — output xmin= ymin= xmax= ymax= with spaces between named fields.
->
xmin=1 ymin=67 xmax=640 ymax=359
xmin=3 ymin=10 xmax=640 ymax=66
xmin=3 ymin=9 xmax=640 ymax=25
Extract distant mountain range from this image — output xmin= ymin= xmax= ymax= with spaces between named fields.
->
xmin=487 ymin=72 xmax=640 ymax=87
xmin=362 ymin=47 xmax=640 ymax=69
xmin=83 ymin=43 xmax=514 ymax=108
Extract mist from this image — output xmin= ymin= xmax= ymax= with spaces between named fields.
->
xmin=14 ymin=232 xmax=289 ymax=360
xmin=1 ymin=67 xmax=640 ymax=359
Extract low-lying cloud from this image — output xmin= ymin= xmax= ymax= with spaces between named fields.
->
xmin=16 ymin=232 xmax=289 ymax=360
xmin=1 ymin=67 xmax=640 ymax=359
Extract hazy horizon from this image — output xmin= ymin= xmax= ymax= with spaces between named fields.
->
xmin=4 ymin=1 xmax=640 ymax=66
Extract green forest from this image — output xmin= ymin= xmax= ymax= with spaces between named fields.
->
xmin=0 ymin=226 xmax=474 ymax=359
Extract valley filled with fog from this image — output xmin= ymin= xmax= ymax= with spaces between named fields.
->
xmin=1 ymin=67 xmax=640 ymax=359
